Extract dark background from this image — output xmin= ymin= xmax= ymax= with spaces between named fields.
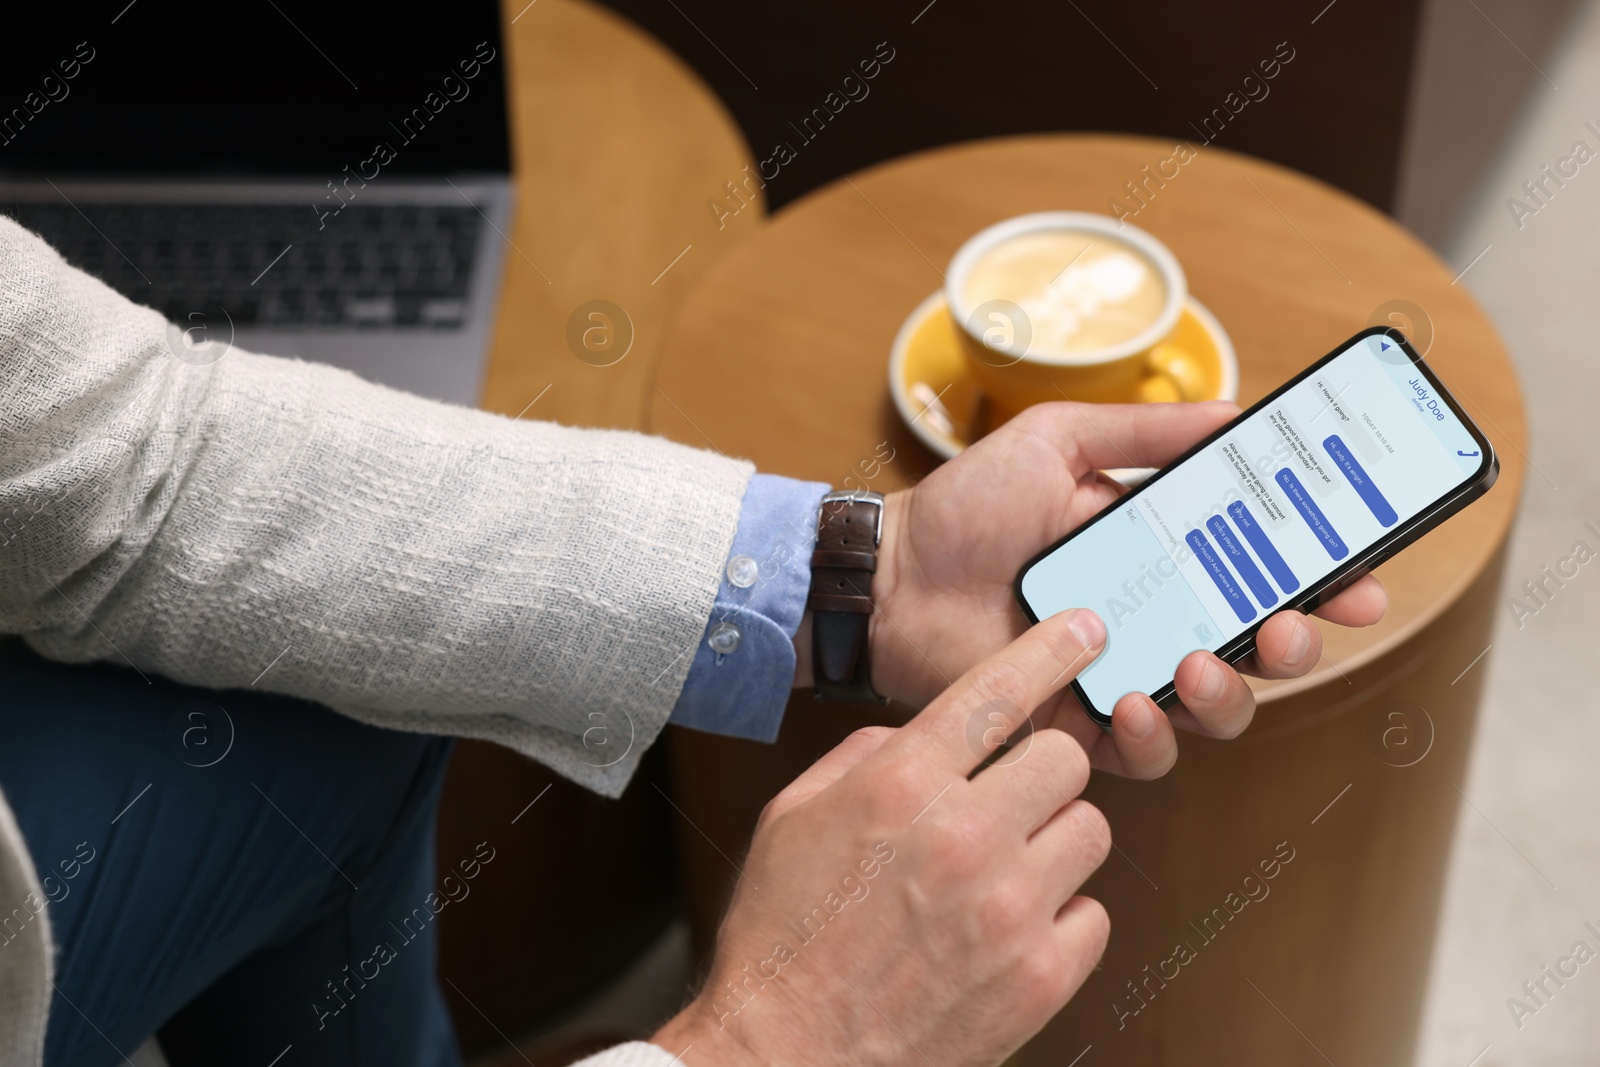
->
xmin=598 ymin=0 xmax=1415 ymax=213
xmin=0 ymin=0 xmax=509 ymax=174
xmin=596 ymin=0 xmax=1577 ymax=242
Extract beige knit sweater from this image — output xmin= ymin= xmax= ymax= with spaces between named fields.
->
xmin=0 ymin=216 xmax=739 ymax=1066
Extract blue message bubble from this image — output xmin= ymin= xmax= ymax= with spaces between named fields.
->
xmin=1276 ymin=468 xmax=1348 ymax=560
xmin=1185 ymin=529 xmax=1257 ymax=624
xmin=1226 ymin=500 xmax=1300 ymax=594
xmin=1207 ymin=515 xmax=1278 ymax=609
xmin=1323 ymin=434 xmax=1397 ymax=527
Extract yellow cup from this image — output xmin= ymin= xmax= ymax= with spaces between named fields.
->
xmin=945 ymin=212 xmax=1188 ymax=417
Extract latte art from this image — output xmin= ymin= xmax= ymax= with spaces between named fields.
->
xmin=962 ymin=230 xmax=1168 ymax=357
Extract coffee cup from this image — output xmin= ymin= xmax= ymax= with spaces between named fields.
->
xmin=945 ymin=212 xmax=1188 ymax=415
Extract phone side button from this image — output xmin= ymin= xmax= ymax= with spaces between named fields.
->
xmin=1337 ymin=566 xmax=1371 ymax=591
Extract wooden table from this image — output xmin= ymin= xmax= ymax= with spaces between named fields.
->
xmin=647 ymin=135 xmax=1527 ymax=1065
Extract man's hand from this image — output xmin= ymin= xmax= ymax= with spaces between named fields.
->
xmin=865 ymin=400 xmax=1388 ymax=778
xmin=654 ymin=610 xmax=1114 ymax=1067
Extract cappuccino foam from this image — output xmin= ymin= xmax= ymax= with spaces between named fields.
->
xmin=962 ymin=230 xmax=1167 ymax=357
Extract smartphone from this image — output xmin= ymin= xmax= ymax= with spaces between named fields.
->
xmin=1013 ymin=326 xmax=1497 ymax=728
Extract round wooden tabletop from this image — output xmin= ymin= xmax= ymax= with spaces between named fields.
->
xmin=647 ymin=133 xmax=1527 ymax=709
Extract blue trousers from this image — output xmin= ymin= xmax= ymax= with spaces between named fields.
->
xmin=0 ymin=638 xmax=461 ymax=1067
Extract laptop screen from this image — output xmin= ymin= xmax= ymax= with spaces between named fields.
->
xmin=0 ymin=1 xmax=509 ymax=175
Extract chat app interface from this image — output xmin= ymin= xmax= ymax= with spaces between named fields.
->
xmin=1019 ymin=334 xmax=1484 ymax=714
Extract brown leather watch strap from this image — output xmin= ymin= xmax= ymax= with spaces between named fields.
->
xmin=811 ymin=548 xmax=877 ymax=571
xmin=808 ymin=493 xmax=886 ymax=704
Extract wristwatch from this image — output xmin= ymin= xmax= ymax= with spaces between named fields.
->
xmin=808 ymin=489 xmax=888 ymax=704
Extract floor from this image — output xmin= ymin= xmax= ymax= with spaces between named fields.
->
xmin=1413 ymin=1 xmax=1600 ymax=1064
xmin=477 ymin=919 xmax=693 ymax=1066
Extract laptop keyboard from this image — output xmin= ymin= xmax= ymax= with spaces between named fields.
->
xmin=0 ymin=201 xmax=482 ymax=330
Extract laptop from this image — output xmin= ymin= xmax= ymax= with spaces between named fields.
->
xmin=0 ymin=0 xmax=513 ymax=406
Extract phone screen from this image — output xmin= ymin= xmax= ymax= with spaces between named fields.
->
xmin=1015 ymin=329 xmax=1493 ymax=720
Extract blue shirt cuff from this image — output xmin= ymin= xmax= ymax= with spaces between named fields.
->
xmin=669 ymin=473 xmax=828 ymax=742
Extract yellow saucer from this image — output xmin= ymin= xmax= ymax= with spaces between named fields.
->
xmin=889 ymin=291 xmax=1238 ymax=465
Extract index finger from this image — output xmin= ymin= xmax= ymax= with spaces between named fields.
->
xmin=872 ymin=608 xmax=1107 ymax=781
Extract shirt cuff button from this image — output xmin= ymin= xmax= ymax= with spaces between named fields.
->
xmin=726 ymin=554 xmax=759 ymax=588
xmin=707 ymin=621 xmax=743 ymax=655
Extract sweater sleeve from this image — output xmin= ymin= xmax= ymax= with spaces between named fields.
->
xmin=0 ymin=216 xmax=752 ymax=798
xmin=571 ymin=1042 xmax=687 ymax=1067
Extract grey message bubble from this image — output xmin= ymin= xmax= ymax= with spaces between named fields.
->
xmin=1216 ymin=439 xmax=1290 ymax=531
xmin=1266 ymin=404 xmax=1340 ymax=500
xmin=1307 ymin=375 xmax=1385 ymax=466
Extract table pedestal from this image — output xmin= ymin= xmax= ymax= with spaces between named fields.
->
xmin=1022 ymin=546 xmax=1507 ymax=1065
